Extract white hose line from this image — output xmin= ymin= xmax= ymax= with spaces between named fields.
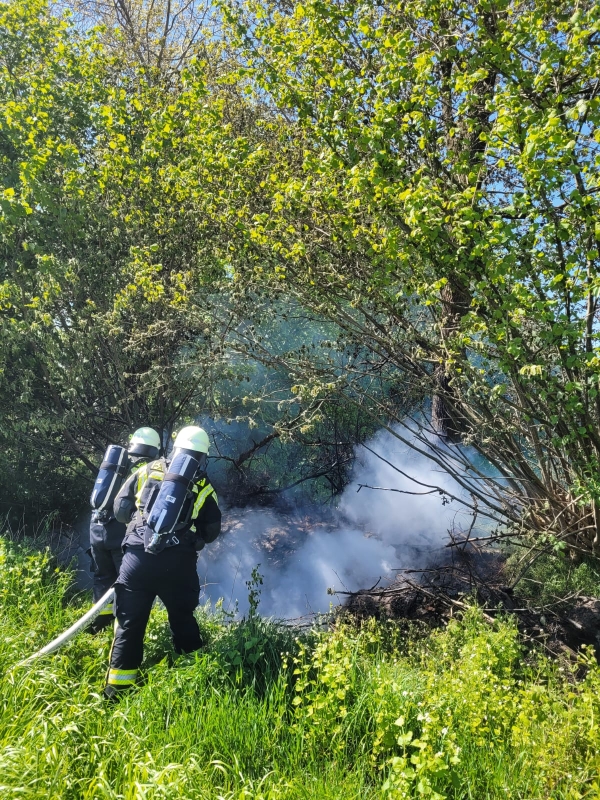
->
xmin=17 ymin=587 xmax=115 ymax=667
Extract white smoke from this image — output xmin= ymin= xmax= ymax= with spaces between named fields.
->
xmin=198 ymin=427 xmax=466 ymax=619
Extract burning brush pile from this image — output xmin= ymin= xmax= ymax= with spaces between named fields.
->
xmin=339 ymin=538 xmax=600 ymax=661
xmin=202 ymin=503 xmax=600 ymax=663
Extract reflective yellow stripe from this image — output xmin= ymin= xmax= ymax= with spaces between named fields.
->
xmin=98 ymin=602 xmax=114 ymax=616
xmin=134 ymin=460 xmax=165 ymax=508
xmin=191 ymin=482 xmax=215 ymax=520
xmin=108 ymin=668 xmax=138 ymax=686
xmin=135 ymin=466 xmax=148 ymax=505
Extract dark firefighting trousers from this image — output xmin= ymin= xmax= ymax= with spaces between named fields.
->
xmin=106 ymin=546 xmax=202 ymax=689
xmin=90 ymin=520 xmax=125 ymax=597
xmin=88 ymin=517 xmax=126 ymax=630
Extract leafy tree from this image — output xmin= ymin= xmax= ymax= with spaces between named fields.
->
xmin=62 ymin=0 xmax=222 ymax=82
xmin=212 ymin=0 xmax=600 ymax=553
xmin=9 ymin=0 xmax=600 ymax=552
xmin=0 ymin=0 xmax=233 ymax=515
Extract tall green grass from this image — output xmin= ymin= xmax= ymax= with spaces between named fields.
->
xmin=1 ymin=538 xmax=600 ymax=798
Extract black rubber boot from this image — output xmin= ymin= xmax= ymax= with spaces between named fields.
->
xmin=88 ymin=615 xmax=114 ymax=635
xmin=103 ymin=683 xmax=134 ymax=702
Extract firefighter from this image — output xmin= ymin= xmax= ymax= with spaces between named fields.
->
xmin=88 ymin=427 xmax=161 ymax=634
xmin=103 ymin=425 xmax=221 ymax=700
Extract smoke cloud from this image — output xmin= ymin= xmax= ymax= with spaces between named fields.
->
xmin=198 ymin=427 xmax=466 ymax=619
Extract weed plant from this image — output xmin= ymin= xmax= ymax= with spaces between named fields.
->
xmin=2 ymin=538 xmax=600 ymax=798
xmin=506 ymin=546 xmax=600 ymax=606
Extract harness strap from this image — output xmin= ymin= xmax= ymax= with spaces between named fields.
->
xmin=163 ymin=472 xmax=193 ymax=487
xmin=100 ymin=461 xmax=128 ymax=476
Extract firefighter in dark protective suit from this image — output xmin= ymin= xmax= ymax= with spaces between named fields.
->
xmin=103 ymin=425 xmax=221 ymax=700
xmin=88 ymin=427 xmax=161 ymax=633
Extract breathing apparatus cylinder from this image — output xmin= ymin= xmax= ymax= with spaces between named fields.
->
xmin=145 ymin=451 xmax=200 ymax=553
xmin=90 ymin=445 xmax=130 ymax=513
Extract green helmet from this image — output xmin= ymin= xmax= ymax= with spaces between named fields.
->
xmin=173 ymin=425 xmax=210 ymax=454
xmin=129 ymin=427 xmax=161 ymax=459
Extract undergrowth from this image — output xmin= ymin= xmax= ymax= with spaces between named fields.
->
xmin=506 ymin=546 xmax=600 ymax=606
xmin=2 ymin=538 xmax=600 ymax=798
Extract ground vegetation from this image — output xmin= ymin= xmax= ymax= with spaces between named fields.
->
xmin=3 ymin=539 xmax=600 ymax=798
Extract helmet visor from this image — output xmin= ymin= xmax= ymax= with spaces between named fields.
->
xmin=128 ymin=442 xmax=159 ymax=459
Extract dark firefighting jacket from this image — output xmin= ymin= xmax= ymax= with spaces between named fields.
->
xmin=113 ymin=457 xmax=221 ymax=552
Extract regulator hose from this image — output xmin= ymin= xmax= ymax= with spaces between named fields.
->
xmin=18 ymin=586 xmax=115 ymax=666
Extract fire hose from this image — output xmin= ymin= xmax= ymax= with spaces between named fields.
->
xmin=18 ymin=586 xmax=115 ymax=667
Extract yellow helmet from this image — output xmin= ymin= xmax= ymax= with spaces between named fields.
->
xmin=129 ymin=427 xmax=160 ymax=458
xmin=173 ymin=425 xmax=210 ymax=454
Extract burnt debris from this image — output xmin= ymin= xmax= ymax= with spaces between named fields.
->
xmin=338 ymin=543 xmax=600 ymax=662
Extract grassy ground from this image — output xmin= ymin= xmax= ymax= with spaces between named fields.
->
xmin=2 ymin=538 xmax=600 ymax=799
